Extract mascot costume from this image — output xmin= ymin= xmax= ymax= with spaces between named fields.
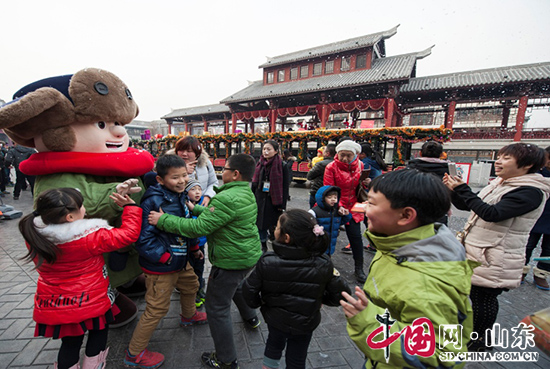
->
xmin=0 ymin=68 xmax=155 ymax=327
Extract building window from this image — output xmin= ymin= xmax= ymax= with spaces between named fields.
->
xmin=313 ymin=62 xmax=322 ymax=76
xmin=290 ymin=67 xmax=298 ymax=80
xmin=356 ymin=54 xmax=367 ymax=69
xmin=300 ymin=65 xmax=309 ymax=78
xmin=325 ymin=60 xmax=334 ymax=74
xmin=267 ymin=71 xmax=274 ymax=84
xmin=341 ymin=56 xmax=351 ymax=71
xmin=278 ymin=70 xmax=285 ymax=82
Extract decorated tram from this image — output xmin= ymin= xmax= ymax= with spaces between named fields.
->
xmin=133 ymin=126 xmax=452 ymax=183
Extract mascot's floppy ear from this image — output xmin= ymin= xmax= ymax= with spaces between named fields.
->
xmin=0 ymin=68 xmax=139 ymax=149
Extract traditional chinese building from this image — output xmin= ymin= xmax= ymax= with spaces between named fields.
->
xmin=163 ymin=25 xmax=550 ymax=142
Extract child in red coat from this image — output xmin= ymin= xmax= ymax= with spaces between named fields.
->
xmin=19 ymin=187 xmax=142 ymax=369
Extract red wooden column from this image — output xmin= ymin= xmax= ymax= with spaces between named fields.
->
xmin=250 ymin=118 xmax=255 ymax=134
xmin=320 ymin=104 xmax=331 ymax=128
xmin=270 ymin=109 xmax=277 ymax=132
xmin=203 ymin=117 xmax=208 ymax=134
xmin=167 ymin=122 xmax=172 ymax=135
xmin=384 ymin=98 xmax=394 ymax=127
xmin=224 ymin=117 xmax=229 ymax=134
xmin=184 ymin=122 xmax=189 ymax=133
xmin=231 ymin=113 xmax=237 ymax=133
xmin=445 ymin=101 xmax=457 ymax=129
xmin=514 ymin=96 xmax=529 ymax=141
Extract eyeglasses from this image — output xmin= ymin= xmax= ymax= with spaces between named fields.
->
xmin=222 ymin=167 xmax=236 ymax=171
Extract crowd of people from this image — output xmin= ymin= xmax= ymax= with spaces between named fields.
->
xmin=15 ymin=137 xmax=550 ymax=369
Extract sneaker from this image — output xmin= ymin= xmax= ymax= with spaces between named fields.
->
xmin=201 ymin=352 xmax=239 ymax=369
xmin=1 ymin=190 xmax=9 ymax=194
xmin=180 ymin=310 xmax=208 ymax=326
xmin=364 ymin=245 xmax=376 ymax=254
xmin=13 ymin=196 xmax=19 ymax=200
xmin=124 ymin=348 xmax=164 ymax=368
xmin=341 ymin=244 xmax=352 ymax=254
xmin=245 ymin=316 xmax=261 ymax=329
xmin=467 ymin=339 xmax=493 ymax=353
xmin=195 ymin=288 xmax=206 ymax=308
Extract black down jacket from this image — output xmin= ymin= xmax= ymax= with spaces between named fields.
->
xmin=242 ymin=240 xmax=351 ymax=335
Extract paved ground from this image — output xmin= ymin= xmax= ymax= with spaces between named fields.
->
xmin=1 ymin=183 xmax=550 ymax=368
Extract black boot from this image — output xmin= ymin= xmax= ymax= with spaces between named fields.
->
xmin=355 ymin=260 xmax=366 ymax=284
xmin=261 ymin=241 xmax=268 ymax=253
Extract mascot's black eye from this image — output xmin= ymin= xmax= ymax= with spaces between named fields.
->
xmin=125 ymin=88 xmax=133 ymax=100
xmin=114 ymin=122 xmax=121 ymax=126
xmin=96 ymin=121 xmax=107 ymax=129
xmin=94 ymin=82 xmax=109 ymax=95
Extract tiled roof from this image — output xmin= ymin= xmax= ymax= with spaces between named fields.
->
xmin=162 ymin=103 xmax=230 ymax=119
xmin=221 ymin=49 xmax=431 ymax=104
xmin=258 ymin=25 xmax=399 ymax=68
xmin=401 ymin=62 xmax=550 ymax=93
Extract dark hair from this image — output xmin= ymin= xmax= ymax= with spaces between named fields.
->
xmin=498 ymin=143 xmax=546 ymax=174
xmin=325 ymin=144 xmax=336 ymax=157
xmin=360 ymin=142 xmax=388 ymax=170
xmin=278 ymin=209 xmax=329 ymax=254
xmin=19 ymin=188 xmax=84 ymax=267
xmin=337 ymin=136 xmax=353 ymax=145
xmin=421 ymin=141 xmax=443 ymax=158
xmin=325 ymin=190 xmax=339 ymax=199
xmin=370 ymin=169 xmax=450 ymax=226
xmin=227 ymin=154 xmax=256 ymax=181
xmin=156 ymin=154 xmax=187 ymax=178
xmin=175 ymin=136 xmax=202 ymax=158
xmin=264 ymin=140 xmax=280 ymax=153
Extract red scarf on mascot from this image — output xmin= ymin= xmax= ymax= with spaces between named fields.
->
xmin=20 ymin=148 xmax=154 ymax=177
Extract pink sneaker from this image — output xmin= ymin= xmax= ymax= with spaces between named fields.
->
xmin=124 ymin=348 xmax=164 ymax=368
xmin=180 ymin=310 xmax=208 ymax=326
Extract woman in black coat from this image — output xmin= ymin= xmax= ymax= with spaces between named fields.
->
xmin=251 ymin=140 xmax=290 ymax=252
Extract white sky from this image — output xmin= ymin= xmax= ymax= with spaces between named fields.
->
xmin=1 ymin=0 xmax=550 ymax=125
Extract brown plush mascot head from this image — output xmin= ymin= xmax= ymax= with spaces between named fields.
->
xmin=0 ymin=68 xmax=139 ymax=151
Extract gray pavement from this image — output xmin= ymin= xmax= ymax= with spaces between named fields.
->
xmin=1 ymin=183 xmax=550 ymax=368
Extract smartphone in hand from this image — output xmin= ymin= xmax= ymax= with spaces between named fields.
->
xmin=360 ymin=169 xmax=371 ymax=181
xmin=448 ymin=163 xmax=458 ymax=177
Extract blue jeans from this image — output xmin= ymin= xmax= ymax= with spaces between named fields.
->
xmin=264 ymin=324 xmax=313 ymax=369
xmin=205 ymin=266 xmax=257 ymax=363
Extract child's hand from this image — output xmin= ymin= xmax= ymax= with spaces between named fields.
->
xmin=116 ymin=178 xmax=142 ymax=196
xmin=338 ymin=206 xmax=349 ymax=216
xmin=443 ymin=172 xmax=464 ymax=190
xmin=340 ymin=286 xmax=369 ymax=318
xmin=186 ymin=201 xmax=195 ymax=211
xmin=109 ymin=192 xmax=135 ymax=207
xmin=192 ymin=249 xmax=204 ymax=260
xmin=148 ymin=207 xmax=165 ymax=226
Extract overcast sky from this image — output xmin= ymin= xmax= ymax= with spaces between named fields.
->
xmin=1 ymin=0 xmax=550 ymax=124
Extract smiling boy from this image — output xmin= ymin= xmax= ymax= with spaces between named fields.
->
xmin=341 ymin=169 xmax=475 ymax=369
xmin=125 ymin=155 xmax=207 ymax=368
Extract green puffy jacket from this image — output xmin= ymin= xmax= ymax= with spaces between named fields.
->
xmin=157 ymin=181 xmax=262 ymax=270
xmin=347 ymin=224 xmax=476 ymax=369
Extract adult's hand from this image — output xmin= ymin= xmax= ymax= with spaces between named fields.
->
xmin=443 ymin=172 xmax=465 ymax=190
xmin=186 ymin=160 xmax=198 ymax=174
xmin=201 ymin=196 xmax=211 ymax=207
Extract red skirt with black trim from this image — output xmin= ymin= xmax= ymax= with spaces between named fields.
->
xmin=34 ymin=304 xmax=120 ymax=339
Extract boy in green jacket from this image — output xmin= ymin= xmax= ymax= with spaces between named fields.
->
xmin=148 ymin=153 xmax=262 ymax=369
xmin=341 ymin=169 xmax=475 ymax=369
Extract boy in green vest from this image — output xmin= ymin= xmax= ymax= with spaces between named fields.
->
xmin=148 ymin=153 xmax=262 ymax=369
xmin=341 ymin=169 xmax=475 ymax=369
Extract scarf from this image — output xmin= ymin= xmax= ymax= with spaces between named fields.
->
xmin=253 ymin=155 xmax=284 ymax=206
xmin=19 ymin=148 xmax=154 ymax=177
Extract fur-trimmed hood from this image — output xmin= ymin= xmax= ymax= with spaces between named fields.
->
xmin=197 ymin=150 xmax=210 ymax=168
xmin=34 ymin=217 xmax=112 ymax=245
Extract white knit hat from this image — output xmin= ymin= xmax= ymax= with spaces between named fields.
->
xmin=335 ymin=140 xmax=361 ymax=155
